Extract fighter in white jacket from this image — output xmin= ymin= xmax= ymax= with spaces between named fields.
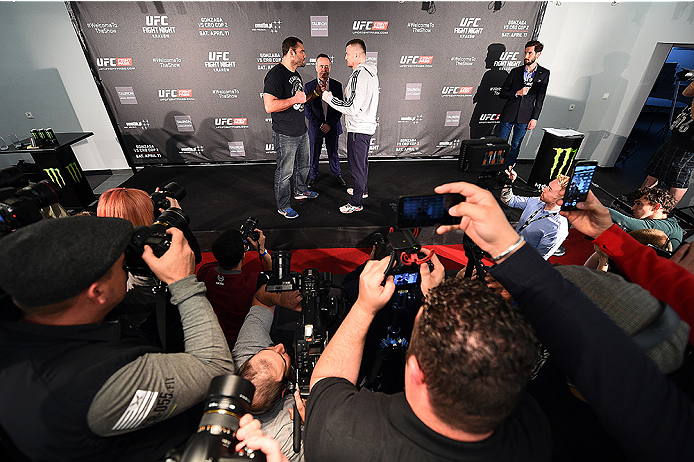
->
xmin=322 ymin=39 xmax=379 ymax=214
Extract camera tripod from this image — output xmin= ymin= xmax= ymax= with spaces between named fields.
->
xmin=462 ymin=233 xmax=488 ymax=279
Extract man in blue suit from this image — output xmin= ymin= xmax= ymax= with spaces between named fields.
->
xmin=305 ymin=54 xmax=345 ymax=188
xmin=498 ymin=40 xmax=550 ymax=166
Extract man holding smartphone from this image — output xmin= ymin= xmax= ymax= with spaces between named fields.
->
xmin=501 ymin=168 xmax=569 ymax=259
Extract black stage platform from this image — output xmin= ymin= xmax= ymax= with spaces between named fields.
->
xmin=115 ymin=159 xmax=638 ymax=251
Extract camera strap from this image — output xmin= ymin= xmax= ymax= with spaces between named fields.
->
xmin=153 ymin=282 xmax=168 ymax=351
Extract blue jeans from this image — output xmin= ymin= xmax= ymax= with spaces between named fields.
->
xmin=498 ymin=121 xmax=528 ymax=166
xmin=272 ymin=131 xmax=310 ymax=210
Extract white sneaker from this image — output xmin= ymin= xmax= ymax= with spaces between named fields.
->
xmin=339 ymin=203 xmax=363 ymax=214
xmin=346 ymin=188 xmax=368 ymax=199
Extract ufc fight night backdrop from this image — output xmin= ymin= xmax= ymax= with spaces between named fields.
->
xmin=69 ymin=1 xmax=542 ymax=166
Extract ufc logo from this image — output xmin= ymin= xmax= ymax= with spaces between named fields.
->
xmin=146 ymin=16 xmax=168 ymax=26
xmin=442 ymin=86 xmax=472 ymax=94
xmin=208 ymin=52 xmax=229 ymax=61
xmin=401 ymin=56 xmax=433 ymax=65
xmin=159 ymin=89 xmax=191 ymax=98
xmin=97 ymin=58 xmax=118 ymax=67
xmin=499 ymin=52 xmax=519 ymax=61
xmin=353 ymin=21 xmax=372 ymax=30
xmin=459 ymin=18 xmax=480 ymax=27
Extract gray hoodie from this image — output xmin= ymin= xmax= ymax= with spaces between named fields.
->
xmin=323 ymin=61 xmax=379 ymax=135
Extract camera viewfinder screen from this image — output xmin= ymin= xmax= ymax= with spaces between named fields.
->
xmin=393 ymin=272 xmax=419 ymax=285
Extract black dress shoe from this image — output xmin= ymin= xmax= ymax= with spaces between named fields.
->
xmin=553 ymin=246 xmax=566 ymax=257
xmin=335 ymin=176 xmax=346 ymax=187
xmin=307 ymin=177 xmax=316 ymax=188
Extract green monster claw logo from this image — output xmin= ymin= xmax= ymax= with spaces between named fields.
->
xmin=44 ymin=168 xmax=66 ymax=187
xmin=549 ymin=148 xmax=578 ymax=179
xmin=65 ymin=162 xmax=83 ymax=183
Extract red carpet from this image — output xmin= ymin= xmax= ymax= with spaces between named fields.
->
xmin=196 ymin=229 xmax=594 ymax=275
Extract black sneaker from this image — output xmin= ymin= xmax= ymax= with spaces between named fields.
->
xmin=307 ymin=177 xmax=316 ymax=188
xmin=335 ymin=176 xmax=346 ymax=187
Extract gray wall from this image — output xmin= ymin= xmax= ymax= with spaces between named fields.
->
xmin=529 ymin=1 xmax=694 ymax=167
xmin=0 ymin=1 xmax=126 ymax=171
xmin=1 ymin=1 xmax=694 ymax=172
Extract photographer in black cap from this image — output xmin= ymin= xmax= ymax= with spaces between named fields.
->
xmin=0 ymin=216 xmax=234 ymax=462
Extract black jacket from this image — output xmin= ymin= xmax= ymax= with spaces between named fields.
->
xmin=304 ymin=77 xmax=343 ymax=140
xmin=490 ymin=244 xmax=694 ymax=461
xmin=0 ymin=320 xmax=196 ymax=462
xmin=499 ymin=64 xmax=550 ymax=125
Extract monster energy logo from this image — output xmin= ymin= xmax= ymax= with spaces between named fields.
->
xmin=65 ymin=162 xmax=83 ymax=183
xmin=43 ymin=163 xmax=83 ymax=187
xmin=549 ymin=148 xmax=577 ymax=179
xmin=44 ymin=168 xmax=66 ymax=187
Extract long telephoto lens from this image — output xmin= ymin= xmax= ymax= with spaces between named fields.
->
xmin=16 ymin=180 xmax=63 ymax=208
xmin=180 ymin=375 xmax=264 ymax=461
xmin=150 ymin=182 xmax=186 ymax=213
xmin=151 ymin=207 xmax=190 ymax=234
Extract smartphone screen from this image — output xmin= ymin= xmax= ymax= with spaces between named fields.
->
xmin=397 ymin=193 xmax=465 ymax=228
xmin=561 ymin=160 xmax=598 ymax=210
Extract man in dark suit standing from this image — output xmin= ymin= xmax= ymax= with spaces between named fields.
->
xmin=498 ymin=40 xmax=550 ymax=166
xmin=305 ymin=54 xmax=345 ymax=188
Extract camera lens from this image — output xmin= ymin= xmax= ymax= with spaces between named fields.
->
xmin=179 ymin=375 xmax=264 ymax=461
xmin=150 ymin=182 xmax=186 ymax=213
xmin=199 ymin=374 xmax=254 ymax=431
xmin=152 ymin=207 xmax=190 ymax=233
xmin=161 ymin=182 xmax=186 ymax=201
xmin=16 ymin=180 xmax=62 ymax=208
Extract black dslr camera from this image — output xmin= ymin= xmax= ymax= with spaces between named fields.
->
xmin=379 ymin=229 xmax=430 ymax=289
xmin=238 ymin=217 xmax=260 ymax=248
xmin=124 ymin=207 xmax=191 ymax=277
xmin=0 ymin=166 xmax=63 ymax=236
xmin=167 ymin=374 xmax=265 ymax=461
xmin=150 ymin=182 xmax=186 ymax=215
